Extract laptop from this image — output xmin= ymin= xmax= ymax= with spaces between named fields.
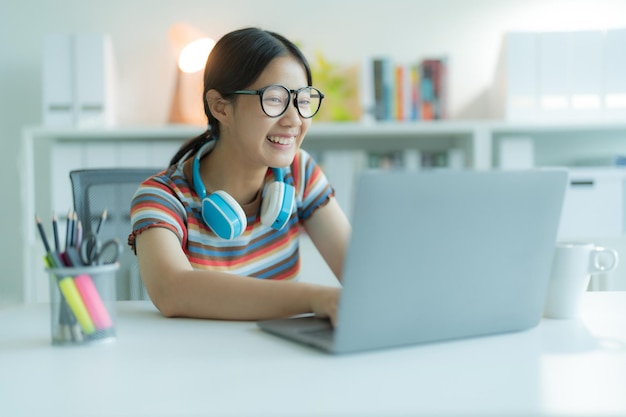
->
xmin=258 ymin=169 xmax=568 ymax=354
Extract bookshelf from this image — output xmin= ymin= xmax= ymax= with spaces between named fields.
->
xmin=301 ymin=121 xmax=488 ymax=217
xmin=489 ymin=120 xmax=626 ymax=167
xmin=20 ymin=120 xmax=626 ymax=301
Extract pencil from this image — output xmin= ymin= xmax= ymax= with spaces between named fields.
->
xmin=76 ymin=220 xmax=83 ymax=248
xmin=72 ymin=211 xmax=78 ymax=247
xmin=52 ymin=213 xmax=60 ymax=252
xmin=64 ymin=209 xmax=72 ymax=251
xmin=35 ymin=215 xmax=51 ymax=253
xmin=96 ymin=209 xmax=107 ymax=235
xmin=68 ymin=210 xmax=76 ymax=248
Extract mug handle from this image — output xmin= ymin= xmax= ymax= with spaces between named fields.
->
xmin=591 ymin=246 xmax=619 ymax=272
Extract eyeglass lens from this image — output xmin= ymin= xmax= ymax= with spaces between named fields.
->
xmin=261 ymin=86 xmax=322 ymax=118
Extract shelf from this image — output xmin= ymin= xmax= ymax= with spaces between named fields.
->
xmin=489 ymin=119 xmax=626 ymax=134
xmin=309 ymin=120 xmax=480 ymax=136
xmin=23 ymin=124 xmax=204 ymax=142
xmin=20 ymin=120 xmax=626 ymax=301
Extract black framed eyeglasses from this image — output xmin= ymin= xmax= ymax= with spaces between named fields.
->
xmin=228 ymin=84 xmax=324 ymax=119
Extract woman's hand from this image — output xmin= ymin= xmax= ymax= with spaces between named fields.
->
xmin=310 ymin=286 xmax=341 ymax=326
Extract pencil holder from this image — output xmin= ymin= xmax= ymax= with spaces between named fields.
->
xmin=46 ymin=263 xmax=119 ymax=345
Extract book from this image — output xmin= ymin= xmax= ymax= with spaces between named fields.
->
xmin=372 ymin=58 xmax=386 ymax=121
xmin=420 ymin=58 xmax=448 ymax=120
xmin=367 ymin=150 xmax=404 ymax=170
xmin=573 ymin=155 xmax=626 ymax=167
xmin=363 ymin=56 xmax=448 ymax=122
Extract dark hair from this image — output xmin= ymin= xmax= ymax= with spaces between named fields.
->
xmin=170 ymin=27 xmax=313 ymax=166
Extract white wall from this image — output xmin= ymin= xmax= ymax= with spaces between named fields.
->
xmin=2 ymin=0 xmax=626 ymax=303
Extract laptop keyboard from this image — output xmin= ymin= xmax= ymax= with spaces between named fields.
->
xmin=301 ymin=327 xmax=335 ymax=342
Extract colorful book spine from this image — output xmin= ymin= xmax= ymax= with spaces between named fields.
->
xmin=364 ymin=56 xmax=448 ymax=122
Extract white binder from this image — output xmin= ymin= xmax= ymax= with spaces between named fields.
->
xmin=538 ymin=31 xmax=570 ymax=119
xmin=568 ymin=30 xmax=603 ymax=119
xmin=41 ymin=33 xmax=116 ymax=127
xmin=74 ymin=33 xmax=116 ymax=127
xmin=604 ymin=28 xmax=626 ymax=119
xmin=42 ymin=34 xmax=75 ymax=126
xmin=505 ymin=32 xmax=538 ymax=121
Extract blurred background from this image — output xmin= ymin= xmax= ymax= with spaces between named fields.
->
xmin=2 ymin=0 xmax=626 ymax=304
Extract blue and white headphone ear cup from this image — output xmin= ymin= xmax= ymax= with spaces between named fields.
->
xmin=261 ymin=181 xmax=295 ymax=231
xmin=202 ymin=190 xmax=247 ymax=240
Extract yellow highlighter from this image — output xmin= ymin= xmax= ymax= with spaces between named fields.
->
xmin=45 ymin=254 xmax=96 ymax=335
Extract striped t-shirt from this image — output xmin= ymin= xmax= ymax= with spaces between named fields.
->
xmin=128 ymin=145 xmax=334 ymax=280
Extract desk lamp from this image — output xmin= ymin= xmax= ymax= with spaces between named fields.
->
xmin=168 ymin=23 xmax=215 ymax=125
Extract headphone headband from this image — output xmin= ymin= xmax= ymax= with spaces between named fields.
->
xmin=192 ymin=141 xmax=216 ymax=199
xmin=191 ymin=140 xmax=295 ymax=239
xmin=193 ymin=140 xmax=284 ymax=195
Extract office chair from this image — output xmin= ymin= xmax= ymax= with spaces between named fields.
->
xmin=70 ymin=167 xmax=162 ymax=300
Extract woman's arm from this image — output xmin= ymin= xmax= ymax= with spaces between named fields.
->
xmin=135 ymin=227 xmax=340 ymax=323
xmin=303 ymin=197 xmax=352 ymax=281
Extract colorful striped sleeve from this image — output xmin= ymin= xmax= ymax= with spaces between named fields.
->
xmin=128 ymin=169 xmax=188 ymax=253
xmin=291 ymin=149 xmax=335 ymax=221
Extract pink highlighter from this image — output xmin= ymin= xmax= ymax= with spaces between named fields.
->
xmin=73 ymin=274 xmax=113 ymax=330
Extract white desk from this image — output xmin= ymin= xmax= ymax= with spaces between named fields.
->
xmin=2 ymin=292 xmax=626 ymax=417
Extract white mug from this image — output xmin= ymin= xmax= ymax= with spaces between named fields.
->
xmin=543 ymin=242 xmax=618 ymax=319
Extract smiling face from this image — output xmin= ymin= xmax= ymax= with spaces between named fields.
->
xmin=220 ymin=55 xmax=312 ymax=170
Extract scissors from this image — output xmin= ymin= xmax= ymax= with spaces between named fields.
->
xmin=79 ymin=233 xmax=122 ymax=266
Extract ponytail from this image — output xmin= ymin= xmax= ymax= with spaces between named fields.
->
xmin=169 ymin=128 xmax=214 ymax=166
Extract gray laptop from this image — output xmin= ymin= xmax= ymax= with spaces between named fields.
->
xmin=258 ymin=169 xmax=568 ymax=354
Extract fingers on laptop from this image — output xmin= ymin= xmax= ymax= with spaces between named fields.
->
xmin=311 ymin=286 xmax=340 ymax=327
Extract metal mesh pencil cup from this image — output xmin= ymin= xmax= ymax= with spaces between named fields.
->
xmin=46 ymin=263 xmax=119 ymax=345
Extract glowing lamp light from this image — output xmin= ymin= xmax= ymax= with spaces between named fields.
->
xmin=178 ymin=38 xmax=216 ymax=73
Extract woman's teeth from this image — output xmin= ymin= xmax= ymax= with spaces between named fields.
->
xmin=267 ymin=136 xmax=294 ymax=145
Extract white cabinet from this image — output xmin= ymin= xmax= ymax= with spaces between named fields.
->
xmin=489 ymin=120 xmax=626 ymax=167
xmin=558 ymin=169 xmax=626 ymax=239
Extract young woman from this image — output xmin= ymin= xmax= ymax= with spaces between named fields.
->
xmin=128 ymin=27 xmax=351 ymax=325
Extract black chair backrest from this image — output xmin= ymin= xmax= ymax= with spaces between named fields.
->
xmin=70 ymin=168 xmax=162 ymax=300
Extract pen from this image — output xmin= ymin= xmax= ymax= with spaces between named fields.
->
xmin=96 ymin=209 xmax=107 ymax=236
xmin=52 ymin=213 xmax=60 ymax=253
xmin=39 ymin=216 xmax=76 ymax=342
xmin=69 ymin=211 xmax=76 ymax=248
xmin=64 ymin=209 xmax=72 ymax=251
xmin=43 ymin=254 xmax=96 ymax=336
xmin=62 ymin=213 xmax=113 ymax=334
xmin=74 ymin=273 xmax=113 ymax=331
xmin=76 ymin=220 xmax=83 ymax=248
xmin=62 ymin=244 xmax=113 ymax=332
xmin=56 ymin=300 xmax=74 ymax=342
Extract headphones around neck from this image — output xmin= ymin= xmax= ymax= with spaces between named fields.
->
xmin=192 ymin=141 xmax=295 ymax=240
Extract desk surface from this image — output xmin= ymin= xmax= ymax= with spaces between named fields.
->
xmin=1 ymin=292 xmax=626 ymax=417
